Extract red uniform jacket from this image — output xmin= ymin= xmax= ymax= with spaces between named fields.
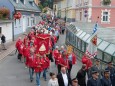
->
xmin=28 ymin=31 xmax=35 ymax=40
xmin=53 ymin=35 xmax=57 ymax=43
xmin=34 ymin=58 xmax=44 ymax=73
xmin=23 ymin=36 xmax=28 ymax=45
xmin=18 ymin=43 xmax=24 ymax=55
xmin=52 ymin=49 xmax=59 ymax=60
xmin=82 ymin=55 xmax=93 ymax=69
xmin=15 ymin=40 xmax=23 ymax=51
xmin=58 ymin=57 xmax=69 ymax=69
xmin=56 ymin=53 xmax=62 ymax=65
xmin=23 ymin=46 xmax=30 ymax=57
xmin=43 ymin=57 xmax=50 ymax=69
xmin=66 ymin=53 xmax=76 ymax=65
xmin=28 ymin=54 xmax=36 ymax=68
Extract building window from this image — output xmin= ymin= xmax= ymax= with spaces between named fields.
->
xmin=20 ymin=0 xmax=25 ymax=4
xmin=14 ymin=0 xmax=18 ymax=3
xmin=103 ymin=12 xmax=108 ymax=21
xmin=29 ymin=1 xmax=34 ymax=6
xmin=101 ymin=9 xmax=110 ymax=23
xmin=28 ymin=18 xmax=29 ymax=26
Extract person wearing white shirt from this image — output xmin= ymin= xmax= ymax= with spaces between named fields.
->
xmin=57 ymin=66 xmax=71 ymax=86
xmin=48 ymin=72 xmax=59 ymax=86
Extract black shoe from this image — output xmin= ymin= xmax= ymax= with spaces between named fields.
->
xmin=3 ymin=49 xmax=7 ymax=50
xmin=30 ymin=79 xmax=33 ymax=82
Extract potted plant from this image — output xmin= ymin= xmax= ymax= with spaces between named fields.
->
xmin=0 ymin=7 xmax=10 ymax=19
xmin=102 ymin=0 xmax=111 ymax=5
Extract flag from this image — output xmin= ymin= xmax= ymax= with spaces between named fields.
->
xmin=85 ymin=23 xmax=98 ymax=58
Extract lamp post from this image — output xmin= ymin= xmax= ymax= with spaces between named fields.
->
xmin=54 ymin=5 xmax=56 ymax=19
xmin=64 ymin=8 xmax=67 ymax=22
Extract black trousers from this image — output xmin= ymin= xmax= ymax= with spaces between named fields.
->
xmin=68 ymin=61 xmax=73 ymax=76
xmin=57 ymin=35 xmax=59 ymax=41
xmin=62 ymin=29 xmax=65 ymax=34
xmin=57 ymin=64 xmax=61 ymax=74
xmin=17 ymin=53 xmax=22 ymax=61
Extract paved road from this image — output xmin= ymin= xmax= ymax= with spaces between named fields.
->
xmin=0 ymin=34 xmax=82 ymax=86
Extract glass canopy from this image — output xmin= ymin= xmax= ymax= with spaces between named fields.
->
xmin=104 ymin=44 xmax=115 ymax=55
xmin=98 ymin=41 xmax=110 ymax=51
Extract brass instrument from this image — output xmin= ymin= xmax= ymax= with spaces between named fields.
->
xmin=67 ymin=45 xmax=73 ymax=54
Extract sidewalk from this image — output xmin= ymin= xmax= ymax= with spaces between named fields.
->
xmin=0 ymin=33 xmax=26 ymax=61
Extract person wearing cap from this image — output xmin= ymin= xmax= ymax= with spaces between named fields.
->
xmin=91 ymin=59 xmax=102 ymax=79
xmin=105 ymin=62 xmax=115 ymax=86
xmin=87 ymin=71 xmax=102 ymax=86
xmin=72 ymin=78 xmax=78 ymax=86
xmin=101 ymin=70 xmax=112 ymax=86
xmin=76 ymin=64 xmax=86 ymax=86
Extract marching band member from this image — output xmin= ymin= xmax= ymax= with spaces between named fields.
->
xmin=57 ymin=51 xmax=69 ymax=73
xmin=34 ymin=54 xmax=44 ymax=86
xmin=15 ymin=37 xmax=23 ymax=60
xmin=56 ymin=51 xmax=62 ymax=74
xmin=23 ymin=43 xmax=30 ymax=68
xmin=42 ymin=54 xmax=50 ymax=81
xmin=28 ymin=47 xmax=35 ymax=82
xmin=23 ymin=35 xmax=28 ymax=45
xmin=52 ymin=46 xmax=59 ymax=65
xmin=82 ymin=54 xmax=93 ymax=78
xmin=60 ymin=46 xmax=66 ymax=54
xmin=66 ymin=51 xmax=77 ymax=76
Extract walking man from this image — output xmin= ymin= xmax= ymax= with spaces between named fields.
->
xmin=1 ymin=34 xmax=6 ymax=50
xmin=101 ymin=70 xmax=112 ymax=86
xmin=76 ymin=64 xmax=86 ymax=86
xmin=87 ymin=71 xmax=102 ymax=86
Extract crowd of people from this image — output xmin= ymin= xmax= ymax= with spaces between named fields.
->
xmin=15 ymin=19 xmax=115 ymax=86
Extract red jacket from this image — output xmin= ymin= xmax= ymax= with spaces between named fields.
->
xmin=52 ymin=49 xmax=59 ymax=60
xmin=23 ymin=36 xmax=28 ymax=45
xmin=23 ymin=46 xmax=30 ymax=57
xmin=43 ymin=57 xmax=50 ymax=69
xmin=66 ymin=53 xmax=76 ymax=65
xmin=15 ymin=40 xmax=23 ymax=51
xmin=34 ymin=58 xmax=44 ymax=73
xmin=28 ymin=54 xmax=36 ymax=68
xmin=82 ymin=55 xmax=92 ymax=69
xmin=18 ymin=43 xmax=24 ymax=55
xmin=53 ymin=35 xmax=57 ymax=43
xmin=56 ymin=53 xmax=62 ymax=65
xmin=58 ymin=57 xmax=69 ymax=69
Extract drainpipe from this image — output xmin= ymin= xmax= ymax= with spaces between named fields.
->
xmin=12 ymin=8 xmax=16 ymax=41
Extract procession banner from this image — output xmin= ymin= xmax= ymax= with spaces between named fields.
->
xmin=36 ymin=34 xmax=50 ymax=55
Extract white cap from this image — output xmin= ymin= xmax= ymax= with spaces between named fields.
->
xmin=55 ymin=46 xmax=59 ymax=49
xmin=61 ymin=46 xmax=64 ymax=49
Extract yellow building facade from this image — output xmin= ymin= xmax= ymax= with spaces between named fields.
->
xmin=54 ymin=0 xmax=77 ymax=22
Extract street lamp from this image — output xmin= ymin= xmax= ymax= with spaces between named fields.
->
xmin=54 ymin=5 xmax=56 ymax=18
xmin=64 ymin=8 xmax=67 ymax=22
